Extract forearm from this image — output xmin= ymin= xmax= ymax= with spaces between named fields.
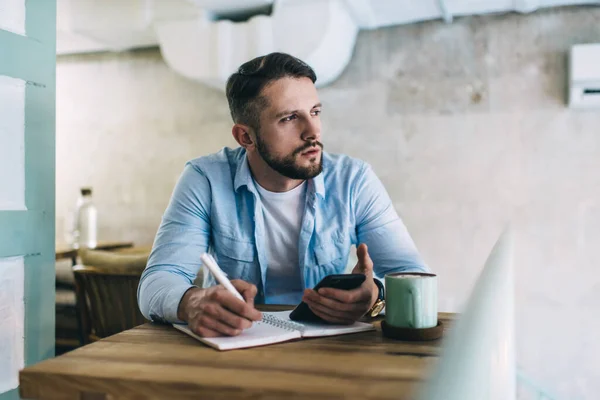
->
xmin=137 ymin=266 xmax=198 ymax=323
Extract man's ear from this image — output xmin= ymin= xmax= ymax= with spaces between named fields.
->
xmin=232 ymin=124 xmax=255 ymax=149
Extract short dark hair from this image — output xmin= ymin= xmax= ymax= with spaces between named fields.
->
xmin=226 ymin=52 xmax=317 ymax=130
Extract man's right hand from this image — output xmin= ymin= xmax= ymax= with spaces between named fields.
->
xmin=177 ymin=280 xmax=262 ymax=337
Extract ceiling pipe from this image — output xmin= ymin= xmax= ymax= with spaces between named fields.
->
xmin=154 ymin=0 xmax=358 ymax=91
xmin=437 ymin=0 xmax=454 ymax=23
xmin=56 ymin=0 xmax=600 ymax=86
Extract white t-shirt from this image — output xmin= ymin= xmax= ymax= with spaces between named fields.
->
xmin=255 ymin=181 xmax=306 ymax=304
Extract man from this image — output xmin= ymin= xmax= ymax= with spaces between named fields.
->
xmin=138 ymin=52 xmax=428 ymax=337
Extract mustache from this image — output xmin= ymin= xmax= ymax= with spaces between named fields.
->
xmin=293 ymin=141 xmax=323 ymax=156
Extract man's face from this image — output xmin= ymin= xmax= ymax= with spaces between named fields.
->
xmin=253 ymin=77 xmax=323 ymax=180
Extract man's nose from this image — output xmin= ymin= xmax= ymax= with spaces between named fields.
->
xmin=301 ymin=118 xmax=321 ymax=142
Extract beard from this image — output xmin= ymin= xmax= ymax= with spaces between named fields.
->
xmin=255 ymin=135 xmax=323 ymax=180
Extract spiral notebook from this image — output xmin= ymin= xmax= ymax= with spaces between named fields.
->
xmin=173 ymin=310 xmax=375 ymax=351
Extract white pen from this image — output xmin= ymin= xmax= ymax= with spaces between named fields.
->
xmin=200 ymin=253 xmax=245 ymax=302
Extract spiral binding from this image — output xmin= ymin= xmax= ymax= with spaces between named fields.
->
xmin=261 ymin=313 xmax=306 ymax=334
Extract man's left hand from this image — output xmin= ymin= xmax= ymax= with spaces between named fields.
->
xmin=302 ymin=243 xmax=379 ymax=324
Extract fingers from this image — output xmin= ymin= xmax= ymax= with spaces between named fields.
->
xmin=231 ymin=279 xmax=258 ymax=306
xmin=191 ymin=291 xmax=259 ymax=337
xmin=316 ymin=285 xmax=372 ymax=304
xmin=352 ymin=243 xmax=374 ymax=277
xmin=211 ymin=288 xmax=262 ymax=322
xmin=190 ymin=325 xmax=221 ymax=338
xmin=203 ymin=301 xmax=253 ymax=330
xmin=303 ymin=286 xmax=372 ymax=323
xmin=191 ymin=313 xmax=243 ymax=337
xmin=304 ymin=289 xmax=365 ymax=313
xmin=184 ymin=281 xmax=264 ymax=338
xmin=304 ymin=299 xmax=355 ymax=325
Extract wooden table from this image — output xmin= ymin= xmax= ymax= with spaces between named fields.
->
xmin=20 ymin=307 xmax=456 ymax=400
xmin=56 ymin=241 xmax=134 ymax=265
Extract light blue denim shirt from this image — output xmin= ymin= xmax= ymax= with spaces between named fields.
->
xmin=138 ymin=147 xmax=428 ymax=323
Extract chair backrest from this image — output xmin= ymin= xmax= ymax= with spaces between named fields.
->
xmin=73 ymin=249 xmax=149 ymax=344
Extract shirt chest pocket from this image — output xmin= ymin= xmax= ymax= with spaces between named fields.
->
xmin=212 ymin=234 xmax=257 ymax=282
xmin=311 ymin=232 xmax=350 ymax=276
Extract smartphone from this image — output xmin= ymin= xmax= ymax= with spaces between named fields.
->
xmin=289 ymin=274 xmax=366 ymax=323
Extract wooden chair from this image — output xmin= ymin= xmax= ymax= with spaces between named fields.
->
xmin=73 ymin=249 xmax=149 ymax=345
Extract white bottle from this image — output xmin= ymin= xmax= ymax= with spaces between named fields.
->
xmin=65 ymin=192 xmax=84 ymax=248
xmin=76 ymin=188 xmax=97 ymax=249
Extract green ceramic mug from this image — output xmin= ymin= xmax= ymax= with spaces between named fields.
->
xmin=385 ymin=272 xmax=438 ymax=329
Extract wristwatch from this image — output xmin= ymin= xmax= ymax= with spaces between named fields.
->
xmin=367 ymin=279 xmax=385 ymax=317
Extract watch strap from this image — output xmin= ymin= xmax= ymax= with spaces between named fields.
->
xmin=373 ymin=278 xmax=385 ymax=301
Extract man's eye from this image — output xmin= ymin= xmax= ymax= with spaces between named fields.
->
xmin=281 ymin=114 xmax=297 ymax=122
xmin=312 ymin=109 xmax=321 ymax=116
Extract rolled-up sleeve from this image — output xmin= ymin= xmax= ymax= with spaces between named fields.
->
xmin=353 ymin=164 xmax=429 ymax=278
xmin=138 ymin=163 xmax=212 ymax=323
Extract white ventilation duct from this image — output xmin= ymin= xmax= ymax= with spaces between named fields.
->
xmin=56 ymin=0 xmax=600 ymax=89
xmin=57 ymin=0 xmax=200 ymax=53
xmin=154 ymin=0 xmax=358 ymax=90
xmin=186 ymin=0 xmax=274 ymax=19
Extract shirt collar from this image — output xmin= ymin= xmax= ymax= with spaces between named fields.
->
xmin=311 ymin=170 xmax=325 ymax=199
xmin=234 ymin=151 xmax=254 ymax=193
xmin=234 ymin=150 xmax=326 ymax=199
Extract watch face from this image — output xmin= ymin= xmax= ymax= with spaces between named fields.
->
xmin=370 ymin=300 xmax=385 ymax=317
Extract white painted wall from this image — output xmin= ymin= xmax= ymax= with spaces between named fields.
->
xmin=1 ymin=0 xmax=56 ymax=396
xmin=0 ymin=8 xmax=28 ymax=389
xmin=0 ymin=76 xmax=26 ymax=211
xmin=56 ymin=6 xmax=600 ymax=399
xmin=0 ymin=257 xmax=25 ymax=393
xmin=0 ymin=0 xmax=25 ymax=35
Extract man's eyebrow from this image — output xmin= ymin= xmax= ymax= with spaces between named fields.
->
xmin=273 ymin=103 xmax=322 ymax=119
xmin=274 ymin=109 xmax=298 ymax=119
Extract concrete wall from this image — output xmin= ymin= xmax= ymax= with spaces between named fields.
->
xmin=56 ymin=6 xmax=600 ymax=399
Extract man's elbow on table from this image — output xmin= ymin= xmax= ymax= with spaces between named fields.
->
xmin=137 ymin=267 xmax=196 ymax=324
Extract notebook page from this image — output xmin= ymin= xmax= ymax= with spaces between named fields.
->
xmin=173 ymin=319 xmax=301 ymax=351
xmin=267 ymin=311 xmax=375 ymax=338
